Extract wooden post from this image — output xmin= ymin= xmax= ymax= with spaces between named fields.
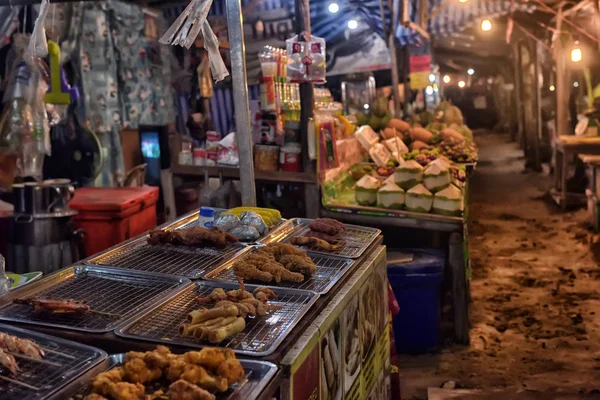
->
xmin=449 ymin=232 xmax=469 ymax=344
xmin=532 ymin=40 xmax=543 ymax=171
xmin=512 ymin=43 xmax=524 ymax=145
xmin=382 ymin=0 xmax=402 ymax=117
xmin=554 ymin=5 xmax=570 ymax=136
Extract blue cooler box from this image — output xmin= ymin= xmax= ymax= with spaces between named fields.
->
xmin=387 ymin=248 xmax=445 ymax=353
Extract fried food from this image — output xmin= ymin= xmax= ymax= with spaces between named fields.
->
xmin=167 ymin=380 xmax=216 ymax=400
xmin=308 ymin=220 xmax=341 ymax=236
xmin=183 ymin=348 xmax=225 ymax=370
xmin=316 ymin=218 xmax=346 ymax=232
xmin=305 ymin=230 xmax=343 ymax=244
xmin=123 ymin=358 xmax=162 ymax=384
xmin=290 ymin=236 xmax=343 ymax=252
xmin=181 ymin=365 xmax=228 ymax=392
xmin=83 ymin=394 xmax=109 ymax=400
xmin=91 ymin=367 xmax=125 ymax=395
xmin=259 ymin=243 xmax=307 ymax=258
xmin=233 ymin=260 xmax=274 ymax=283
xmin=187 ymin=305 xmax=238 ymax=324
xmin=253 ymin=287 xmax=277 ymax=302
xmin=216 ymin=358 xmax=245 ymax=385
xmin=166 ymin=358 xmax=188 ymax=382
xmin=194 ymin=288 xmax=227 ymax=304
xmin=180 ymin=317 xmax=238 ymax=339
xmin=147 ymin=227 xmax=238 ymax=249
xmin=0 ymin=349 xmax=19 ymax=375
xmin=278 ymin=254 xmax=317 ymax=276
xmin=13 ymin=297 xmax=91 ymax=314
xmin=108 ymin=381 xmax=145 ymax=400
xmin=208 ymin=317 xmax=246 ymax=344
xmin=214 ymin=300 xmax=257 ymax=318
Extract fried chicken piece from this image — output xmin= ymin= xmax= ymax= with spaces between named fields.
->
xmin=314 ymin=218 xmax=346 ymax=232
xmin=183 ymin=348 xmax=225 ymax=370
xmin=240 ymin=298 xmax=270 ymax=316
xmin=291 ymin=236 xmax=343 ymax=251
xmin=142 ymin=346 xmax=172 ymax=370
xmin=166 ymin=357 xmax=188 ymax=382
xmin=260 ymin=243 xmax=308 ymax=258
xmin=91 ymin=367 xmax=125 ymax=395
xmin=180 ymin=364 xmax=228 ymax=392
xmin=259 ymin=261 xmax=305 ymax=283
xmin=147 ymin=227 xmax=237 ymax=249
xmin=108 ymin=381 xmax=145 ymax=400
xmin=123 ymin=358 xmax=162 ymax=384
xmin=216 ymin=358 xmax=245 ymax=385
xmin=233 ymin=261 xmax=274 ymax=283
xmin=214 ymin=300 xmax=256 ymax=317
xmin=195 ymin=288 xmax=227 ymax=304
xmin=253 ymin=287 xmax=277 ymax=301
xmin=167 ymin=380 xmax=215 ymax=400
xmin=278 ymin=254 xmax=317 ymax=276
xmin=83 ymin=394 xmax=108 ymax=400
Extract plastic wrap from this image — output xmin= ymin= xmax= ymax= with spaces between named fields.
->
xmin=27 ymin=0 xmax=50 ymax=59
xmin=202 ymin=20 xmax=229 ymax=82
xmin=286 ymin=34 xmax=326 ymax=84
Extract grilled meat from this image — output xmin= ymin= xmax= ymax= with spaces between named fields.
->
xmin=167 ymin=380 xmax=216 ymax=400
xmin=308 ymin=220 xmax=340 ymax=236
xmin=0 ymin=349 xmax=19 ymax=375
xmin=305 ymin=230 xmax=343 ymax=245
xmin=290 ymin=236 xmax=343 ymax=252
xmin=147 ymin=227 xmax=238 ymax=249
xmin=315 ymin=218 xmax=346 ymax=232
xmin=13 ymin=297 xmax=91 ymax=314
xmin=0 ymin=332 xmax=45 ymax=359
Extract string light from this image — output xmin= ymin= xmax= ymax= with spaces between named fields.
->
xmin=426 ymin=86 xmax=434 ymax=95
xmin=481 ymin=19 xmax=492 ymax=32
xmin=443 ymin=75 xmax=451 ymax=84
xmin=467 ymin=68 xmax=474 ymax=75
xmin=549 ymin=85 xmax=555 ymax=91
xmin=348 ymin=19 xmax=358 ymax=29
xmin=429 ymin=73 xmax=436 ymax=82
xmin=458 ymin=0 xmax=468 ymax=3
xmin=571 ymin=40 xmax=582 ymax=63
xmin=574 ymin=81 xmax=579 ymax=87
xmin=458 ymin=80 xmax=466 ymax=88
xmin=328 ymin=2 xmax=340 ymax=13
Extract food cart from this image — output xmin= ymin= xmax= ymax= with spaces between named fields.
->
xmin=0 ymin=210 xmax=389 ymax=399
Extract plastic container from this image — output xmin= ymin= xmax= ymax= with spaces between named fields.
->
xmin=279 ymin=143 xmax=301 ymax=172
xmin=69 ymin=187 xmax=159 ymax=256
xmin=254 ymin=144 xmax=280 ymax=172
xmin=198 ymin=207 xmax=215 ymax=228
xmin=387 ymin=248 xmax=445 ymax=353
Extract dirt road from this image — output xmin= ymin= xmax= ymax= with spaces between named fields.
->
xmin=400 ymin=133 xmax=600 ymax=399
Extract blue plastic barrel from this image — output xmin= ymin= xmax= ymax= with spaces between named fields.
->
xmin=387 ymin=248 xmax=445 ymax=353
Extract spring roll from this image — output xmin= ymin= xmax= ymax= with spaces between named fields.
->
xmin=207 ymin=317 xmax=246 ymax=343
xmin=187 ymin=305 xmax=238 ymax=324
xmin=192 ymin=316 xmax=238 ymax=339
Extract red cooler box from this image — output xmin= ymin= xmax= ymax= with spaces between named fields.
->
xmin=69 ymin=187 xmax=159 ymax=257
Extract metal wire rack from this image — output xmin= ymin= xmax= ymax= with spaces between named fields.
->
xmin=0 ymin=324 xmax=106 ymax=400
xmin=116 ymin=281 xmax=318 ymax=356
xmin=86 ymin=238 xmax=249 ymax=279
xmin=205 ymin=252 xmax=355 ymax=294
xmin=0 ymin=266 xmax=189 ymax=333
xmin=281 ymin=218 xmax=381 ymax=258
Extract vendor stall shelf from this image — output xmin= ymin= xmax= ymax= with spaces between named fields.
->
xmin=0 ymin=266 xmax=190 ymax=333
xmin=55 ymin=353 xmax=278 ymax=400
xmin=0 ymin=323 xmax=107 ymax=400
xmin=115 ymin=281 xmax=319 ymax=356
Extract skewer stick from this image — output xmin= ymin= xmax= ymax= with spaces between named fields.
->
xmin=38 ymin=346 xmax=76 ymax=359
xmin=9 ymin=352 xmax=61 ymax=367
xmin=0 ymin=375 xmax=39 ymax=391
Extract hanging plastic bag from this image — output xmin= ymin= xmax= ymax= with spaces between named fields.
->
xmin=27 ymin=0 xmax=50 ymax=59
xmin=202 ymin=20 xmax=229 ymax=82
xmin=286 ymin=33 xmax=326 ymax=84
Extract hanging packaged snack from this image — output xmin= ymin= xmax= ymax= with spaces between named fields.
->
xmin=286 ymin=33 xmax=326 ymax=84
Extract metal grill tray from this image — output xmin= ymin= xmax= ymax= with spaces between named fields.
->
xmin=85 ymin=234 xmax=251 ymax=279
xmin=205 ymin=248 xmax=355 ymax=294
xmin=0 ymin=323 xmax=106 ymax=400
xmin=115 ymin=281 xmax=319 ymax=356
xmin=278 ymin=218 xmax=381 ymax=258
xmin=166 ymin=209 xmax=290 ymax=245
xmin=56 ymin=353 xmax=277 ymax=400
xmin=0 ymin=266 xmax=191 ymax=333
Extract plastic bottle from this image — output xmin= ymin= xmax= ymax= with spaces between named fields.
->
xmin=198 ymin=207 xmax=215 ymax=228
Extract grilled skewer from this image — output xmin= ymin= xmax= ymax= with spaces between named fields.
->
xmin=0 ymin=349 xmax=19 ymax=375
xmin=0 ymin=332 xmax=45 ymax=359
xmin=12 ymin=298 xmax=121 ymax=320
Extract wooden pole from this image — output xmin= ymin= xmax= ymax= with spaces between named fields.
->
xmin=532 ymin=39 xmax=543 ymax=171
xmin=512 ymin=43 xmax=524 ymax=145
xmin=554 ymin=4 xmax=570 ymax=136
xmin=384 ymin=0 xmax=402 ymax=117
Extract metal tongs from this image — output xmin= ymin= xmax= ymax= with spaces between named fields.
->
xmin=159 ymin=0 xmax=229 ymax=82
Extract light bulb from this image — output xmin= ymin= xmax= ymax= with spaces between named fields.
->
xmin=348 ymin=19 xmax=358 ymax=29
xmin=481 ymin=19 xmax=492 ymax=32
xmin=458 ymin=80 xmax=466 ymax=88
xmin=364 ymin=104 xmax=369 ymax=110
xmin=571 ymin=44 xmax=582 ymax=63
xmin=425 ymin=86 xmax=434 ymax=95
xmin=443 ymin=75 xmax=451 ymax=84
xmin=458 ymin=0 xmax=468 ymax=3
xmin=574 ymin=81 xmax=579 ymax=88
xmin=549 ymin=85 xmax=555 ymax=91
xmin=467 ymin=68 xmax=474 ymax=76
xmin=328 ymin=2 xmax=340 ymax=13
xmin=429 ymin=74 xmax=436 ymax=82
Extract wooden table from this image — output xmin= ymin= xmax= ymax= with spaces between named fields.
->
xmin=553 ymin=136 xmax=600 ymax=209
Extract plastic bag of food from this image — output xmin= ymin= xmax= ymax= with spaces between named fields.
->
xmin=27 ymin=0 xmax=50 ymax=59
xmin=286 ymin=33 xmax=326 ymax=83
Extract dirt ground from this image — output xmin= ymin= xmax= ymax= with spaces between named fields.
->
xmin=400 ymin=133 xmax=600 ymax=399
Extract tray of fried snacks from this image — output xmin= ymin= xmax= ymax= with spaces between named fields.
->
xmin=115 ymin=280 xmax=318 ymax=356
xmin=85 ymin=226 xmax=252 ymax=279
xmin=58 ymin=346 xmax=277 ymax=400
xmin=165 ymin=208 xmax=289 ymax=244
xmin=0 ymin=323 xmax=106 ymax=400
xmin=277 ymin=218 xmax=381 ymax=259
xmin=204 ymin=242 xmax=355 ymax=294
xmin=0 ymin=266 xmax=191 ymax=333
